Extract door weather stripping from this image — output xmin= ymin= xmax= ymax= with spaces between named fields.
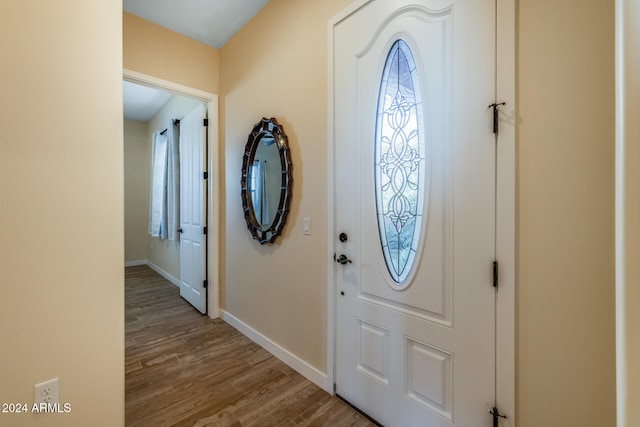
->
xmin=488 ymin=102 xmax=506 ymax=134
xmin=493 ymin=261 xmax=499 ymax=288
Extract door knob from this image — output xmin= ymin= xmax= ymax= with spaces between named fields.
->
xmin=335 ymin=254 xmax=352 ymax=265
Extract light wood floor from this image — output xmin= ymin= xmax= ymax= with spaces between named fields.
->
xmin=125 ymin=265 xmax=375 ymax=427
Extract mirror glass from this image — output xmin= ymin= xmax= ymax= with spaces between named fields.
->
xmin=241 ymin=118 xmax=292 ymax=244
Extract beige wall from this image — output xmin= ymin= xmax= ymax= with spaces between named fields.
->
xmin=220 ymin=0 xmax=352 ymax=371
xmin=146 ymin=95 xmax=203 ymax=279
xmin=518 ymin=0 xmax=616 ymax=425
xmin=617 ymin=0 xmax=640 ymax=425
xmin=125 ymin=119 xmax=150 ymax=263
xmin=0 ymin=1 xmax=124 ymax=426
xmin=123 ymin=13 xmax=218 ymax=279
xmin=123 ymin=12 xmax=220 ymax=95
xmin=221 ymin=0 xmax=617 ymax=424
xmin=0 ymin=1 xmax=614 ymax=425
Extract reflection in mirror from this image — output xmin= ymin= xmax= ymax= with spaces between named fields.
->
xmin=249 ymin=137 xmax=280 ymax=226
xmin=241 ymin=118 xmax=292 ymax=244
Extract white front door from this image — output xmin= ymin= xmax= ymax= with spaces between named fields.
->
xmin=179 ymin=104 xmax=207 ymax=314
xmin=334 ymin=0 xmax=496 ymax=425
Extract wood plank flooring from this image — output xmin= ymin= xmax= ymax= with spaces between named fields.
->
xmin=125 ymin=266 xmax=375 ymax=427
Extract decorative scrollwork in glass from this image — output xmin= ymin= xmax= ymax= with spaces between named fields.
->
xmin=375 ymin=39 xmax=425 ymax=284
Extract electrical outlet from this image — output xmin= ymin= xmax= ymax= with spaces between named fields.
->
xmin=34 ymin=378 xmax=59 ymax=405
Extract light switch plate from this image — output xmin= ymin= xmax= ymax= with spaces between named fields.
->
xmin=303 ymin=218 xmax=311 ymax=235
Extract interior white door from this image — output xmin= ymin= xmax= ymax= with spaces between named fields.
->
xmin=334 ymin=0 xmax=496 ymax=425
xmin=179 ymin=104 xmax=207 ymax=314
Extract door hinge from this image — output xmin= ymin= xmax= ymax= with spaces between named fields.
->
xmin=203 ymin=226 xmax=208 ymax=235
xmin=488 ymin=102 xmax=506 ymax=134
xmin=489 ymin=406 xmax=507 ymax=427
xmin=203 ymin=118 xmax=209 ymax=127
xmin=493 ymin=261 xmax=499 ymax=288
xmin=203 ymin=171 xmax=208 ymax=180
xmin=203 ymin=280 xmax=208 ymax=289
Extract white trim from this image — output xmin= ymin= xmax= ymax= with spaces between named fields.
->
xmin=615 ymin=1 xmax=630 ymax=425
xmin=206 ymin=96 xmax=221 ymax=320
xmin=123 ymin=69 xmax=215 ymax=103
xmin=123 ymin=69 xmax=220 ymax=320
xmin=495 ymin=0 xmax=516 ymax=422
xmin=123 ymin=259 xmax=178 ymax=285
xmin=615 ymin=2 xmax=627 ymax=417
xmin=146 ymin=261 xmax=180 ymax=288
xmin=327 ymin=0 xmax=516 ymax=421
xmin=220 ymin=310 xmax=331 ymax=392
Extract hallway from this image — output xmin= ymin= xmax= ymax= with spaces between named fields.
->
xmin=125 ymin=266 xmax=374 ymax=426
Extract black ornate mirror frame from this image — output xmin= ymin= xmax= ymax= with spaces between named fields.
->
xmin=241 ymin=117 xmax=293 ymax=244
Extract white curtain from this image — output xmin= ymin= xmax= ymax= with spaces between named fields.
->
xmin=148 ymin=122 xmax=180 ymax=240
xmin=259 ymin=160 xmax=269 ymax=225
xmin=148 ymin=131 xmax=168 ymax=238
xmin=250 ymin=159 xmax=269 ymax=226
xmin=166 ymin=121 xmax=180 ymax=241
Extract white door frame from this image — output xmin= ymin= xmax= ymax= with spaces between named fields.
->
xmin=123 ymin=68 xmax=220 ymax=319
xmin=326 ymin=0 xmax=516 ymax=421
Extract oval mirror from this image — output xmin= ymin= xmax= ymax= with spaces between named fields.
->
xmin=241 ymin=117 xmax=292 ymax=244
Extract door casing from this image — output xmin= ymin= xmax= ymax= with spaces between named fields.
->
xmin=123 ymin=68 xmax=220 ymax=319
xmin=326 ymin=0 xmax=516 ymax=421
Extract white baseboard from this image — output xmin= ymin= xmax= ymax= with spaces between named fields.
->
xmin=220 ymin=310 xmax=331 ymax=393
xmin=124 ymin=260 xmax=180 ymax=287
xmin=145 ymin=261 xmax=180 ymax=288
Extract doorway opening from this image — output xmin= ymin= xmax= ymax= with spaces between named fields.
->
xmin=123 ymin=69 xmax=219 ymax=317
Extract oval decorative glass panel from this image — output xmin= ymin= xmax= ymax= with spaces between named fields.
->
xmin=375 ymin=39 xmax=425 ymax=284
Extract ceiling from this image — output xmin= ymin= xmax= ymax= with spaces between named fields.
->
xmin=123 ymin=0 xmax=269 ymax=121
xmin=123 ymin=0 xmax=269 ymax=49
xmin=123 ymin=81 xmax=172 ymax=122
